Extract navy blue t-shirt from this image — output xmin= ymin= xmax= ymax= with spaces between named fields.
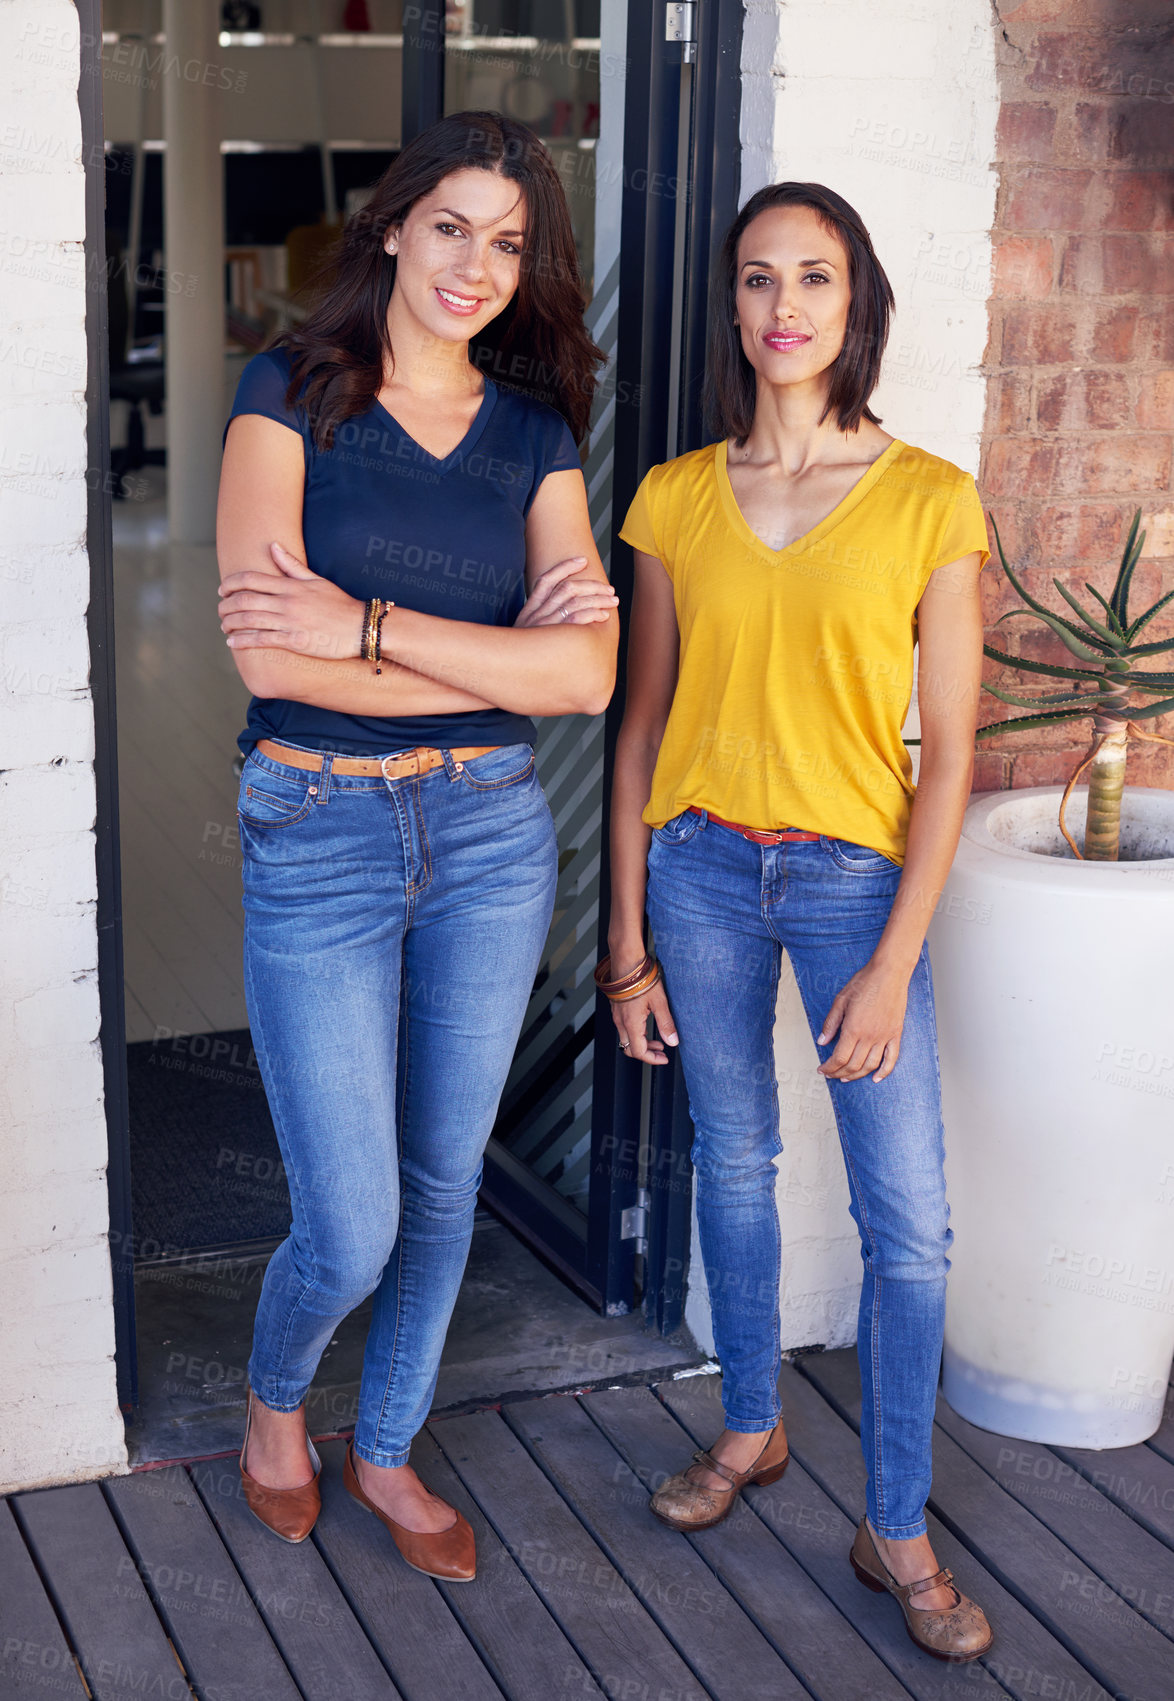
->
xmin=223 ymin=347 xmax=582 ymax=756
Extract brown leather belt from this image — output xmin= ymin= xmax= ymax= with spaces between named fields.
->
xmin=691 ymin=806 xmax=821 ymax=845
xmin=256 ymin=738 xmax=503 ymax=779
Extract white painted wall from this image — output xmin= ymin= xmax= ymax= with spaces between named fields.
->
xmin=0 ymin=0 xmax=127 ymax=1491
xmin=684 ymin=0 xmax=998 ymax=1361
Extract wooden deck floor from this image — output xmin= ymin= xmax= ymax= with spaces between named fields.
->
xmin=4 ymin=1349 xmax=1172 ymax=1701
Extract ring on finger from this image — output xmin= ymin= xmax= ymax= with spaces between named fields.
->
xmin=619 ymin=1038 xmax=630 ymax=1049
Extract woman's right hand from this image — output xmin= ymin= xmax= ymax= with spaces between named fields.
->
xmin=517 ymin=556 xmax=620 ymax=627
xmin=608 ymin=958 xmax=680 ymax=1065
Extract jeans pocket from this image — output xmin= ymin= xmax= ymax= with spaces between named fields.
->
xmin=237 ymin=756 xmax=316 ymax=829
xmin=826 ymin=837 xmax=900 ymax=873
xmin=651 ymin=808 xmax=703 ymax=847
xmin=457 ymin=743 xmax=536 ymax=791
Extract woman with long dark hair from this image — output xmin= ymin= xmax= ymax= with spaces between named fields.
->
xmin=602 ymin=183 xmax=993 ymax=1661
xmin=216 ymin=112 xmax=616 ymax=1578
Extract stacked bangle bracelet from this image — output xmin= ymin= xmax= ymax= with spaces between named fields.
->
xmin=594 ymin=952 xmax=662 ymax=1002
xmin=361 ymin=599 xmax=395 ymax=674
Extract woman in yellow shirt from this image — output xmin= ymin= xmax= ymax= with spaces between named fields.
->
xmin=602 ymin=182 xmax=992 ymax=1663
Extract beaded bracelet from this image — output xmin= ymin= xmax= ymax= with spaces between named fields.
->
xmin=360 ymin=598 xmax=379 ymax=663
xmin=373 ymin=599 xmax=394 ymax=675
xmin=360 ymin=598 xmax=395 ymax=670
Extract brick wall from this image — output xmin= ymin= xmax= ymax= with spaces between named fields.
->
xmin=979 ymin=0 xmax=1174 ymax=791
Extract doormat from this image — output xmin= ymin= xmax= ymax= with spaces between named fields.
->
xmin=127 ymin=1028 xmax=290 ymax=1255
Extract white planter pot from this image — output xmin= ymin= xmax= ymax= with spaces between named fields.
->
xmin=930 ymin=786 xmax=1174 ymax=1447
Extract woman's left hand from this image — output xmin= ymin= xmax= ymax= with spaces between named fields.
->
xmin=516 ymin=555 xmax=619 ymax=627
xmin=817 ymin=959 xmax=910 ymax=1083
xmin=219 ymin=542 xmax=365 ymax=659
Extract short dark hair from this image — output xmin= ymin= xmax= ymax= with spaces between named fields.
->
xmin=703 ymin=182 xmax=895 ymax=444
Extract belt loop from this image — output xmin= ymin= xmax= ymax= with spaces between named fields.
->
xmin=317 ymin=751 xmax=334 ymax=804
xmin=441 ymin=748 xmax=460 ymax=781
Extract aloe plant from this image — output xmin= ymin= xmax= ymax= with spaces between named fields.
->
xmin=978 ymin=510 xmax=1174 ymax=860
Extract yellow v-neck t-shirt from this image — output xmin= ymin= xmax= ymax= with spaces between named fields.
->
xmin=618 ymin=438 xmax=989 ymax=863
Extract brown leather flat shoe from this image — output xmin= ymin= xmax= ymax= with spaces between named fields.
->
xmin=238 ymin=1391 xmax=321 ymax=1544
xmin=649 ymin=1420 xmax=789 ymax=1532
xmin=850 ymin=1519 xmax=993 ymax=1663
xmin=344 ymin=1442 xmax=476 ymax=1582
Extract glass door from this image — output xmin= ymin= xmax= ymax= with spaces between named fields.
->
xmin=435 ymin=1 xmax=744 ymax=1317
xmin=438 ymin=3 xmax=637 ymax=1307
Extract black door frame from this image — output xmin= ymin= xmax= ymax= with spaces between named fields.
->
xmin=611 ymin=0 xmax=745 ymax=1336
xmin=475 ymin=0 xmax=745 ymax=1320
xmin=85 ymin=0 xmax=743 ymax=1408
xmin=80 ymin=0 xmax=137 ymax=1413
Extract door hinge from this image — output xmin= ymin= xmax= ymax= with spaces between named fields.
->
xmin=665 ymin=2 xmax=697 ymax=62
xmin=620 ymin=1187 xmax=651 ymax=1253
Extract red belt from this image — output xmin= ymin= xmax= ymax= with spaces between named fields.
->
xmin=690 ymin=806 xmax=821 ymax=845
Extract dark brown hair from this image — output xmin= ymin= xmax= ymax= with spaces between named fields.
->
xmin=703 ymin=182 xmax=895 ymax=444
xmin=274 ymin=111 xmax=605 ymax=448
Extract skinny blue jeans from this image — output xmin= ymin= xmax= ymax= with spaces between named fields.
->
xmin=646 ymin=809 xmax=951 ymax=1540
xmin=238 ymin=742 xmax=557 ymax=1465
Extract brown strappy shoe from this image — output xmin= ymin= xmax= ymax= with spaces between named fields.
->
xmin=649 ymin=1420 xmax=790 ymax=1532
xmin=238 ymin=1389 xmax=321 ymax=1544
xmin=344 ymin=1443 xmax=476 ymax=1582
xmin=850 ymin=1519 xmax=993 ymax=1662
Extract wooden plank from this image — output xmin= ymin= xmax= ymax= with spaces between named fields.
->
xmin=571 ymin=1384 xmax=907 ymax=1701
xmin=105 ymin=1467 xmax=299 ymax=1700
xmin=0 ymin=1500 xmax=88 ymax=1700
xmin=795 ymin=1346 xmax=864 ymax=1427
xmin=13 ymin=1481 xmax=194 ymax=1701
xmin=650 ymin=1378 xmax=1013 ymax=1701
xmin=793 ymin=1354 xmax=1172 ymax=1701
xmin=190 ymin=1455 xmax=400 ymax=1700
xmin=1050 ymin=1440 xmax=1174 ymax=1556
xmin=774 ymin=1364 xmax=1121 ymax=1701
xmin=431 ymin=1406 xmax=707 ymax=1701
xmin=413 ymin=1427 xmax=608 ymax=1701
xmin=310 ymin=1440 xmax=502 ymax=1701
xmin=507 ymin=1390 xmax=814 ymax=1700
xmin=935 ymin=1404 xmax=1174 ymax=1635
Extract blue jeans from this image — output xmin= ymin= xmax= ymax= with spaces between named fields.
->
xmin=238 ymin=742 xmax=557 ymax=1466
xmin=646 ymin=809 xmax=951 ymax=1540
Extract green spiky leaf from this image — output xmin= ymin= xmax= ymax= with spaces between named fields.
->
xmin=1110 ymin=509 xmax=1144 ymax=626
xmin=989 ymin=517 xmax=1117 ymax=655
xmin=1128 ymin=633 xmax=1174 ymax=659
xmin=975 ymin=707 xmax=1091 ymax=740
xmin=1084 ymin=582 xmax=1127 ymax=637
xmin=1127 ymin=585 xmax=1174 ymax=644
xmin=996 ymin=609 xmax=1109 ymax=663
xmin=982 ymin=643 xmax=1104 ymax=682
xmin=1052 ymin=579 xmax=1126 ymax=648
xmin=983 ymin=684 xmax=1096 ymax=709
xmin=1123 ymin=694 xmax=1174 ymax=722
